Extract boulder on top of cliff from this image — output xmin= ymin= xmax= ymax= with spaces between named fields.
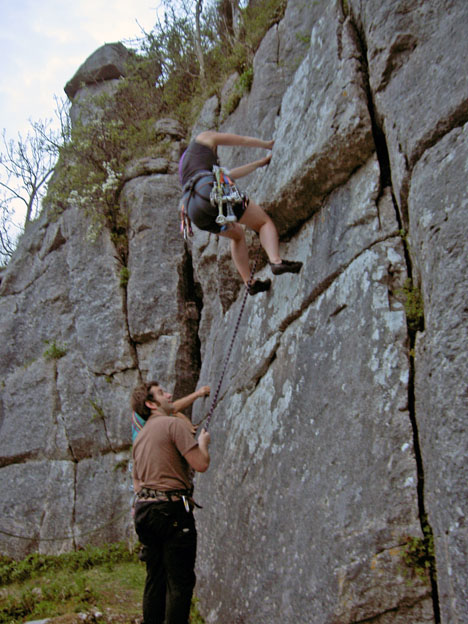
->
xmin=64 ymin=42 xmax=130 ymax=100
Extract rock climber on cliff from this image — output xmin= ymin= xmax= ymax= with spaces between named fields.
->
xmin=131 ymin=380 xmax=211 ymax=624
xmin=131 ymin=384 xmax=210 ymax=442
xmin=179 ymin=131 xmax=303 ymax=295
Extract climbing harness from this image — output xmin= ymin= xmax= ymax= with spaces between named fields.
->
xmin=179 ymin=166 xmax=246 ymax=239
xmin=197 ymin=244 xmax=262 ymax=432
xmin=179 ymin=169 xmax=212 ymax=240
xmin=135 ymin=486 xmax=201 ymax=511
xmin=210 ymin=165 xmax=245 ymax=226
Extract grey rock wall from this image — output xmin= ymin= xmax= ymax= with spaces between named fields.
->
xmin=0 ymin=155 xmax=198 ymax=555
xmin=191 ymin=0 xmax=468 ymax=622
xmin=409 ymin=123 xmax=468 ymax=623
xmin=0 ymin=1 xmax=467 ymax=623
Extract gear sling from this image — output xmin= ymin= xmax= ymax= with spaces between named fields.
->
xmin=180 ymin=166 xmax=246 ymax=240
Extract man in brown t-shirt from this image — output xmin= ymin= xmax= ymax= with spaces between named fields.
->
xmin=131 ymin=380 xmax=211 ymax=624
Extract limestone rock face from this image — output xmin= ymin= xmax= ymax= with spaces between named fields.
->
xmin=64 ymin=42 xmax=130 ymax=99
xmin=350 ymin=0 xmax=468 ymax=214
xmin=409 ymin=123 xmax=468 ymax=624
xmin=69 ymin=79 xmax=121 ymax=127
xmin=0 ymin=167 xmax=198 ymax=556
xmin=1 ymin=2 xmax=467 ymax=623
xmin=153 ymin=118 xmax=185 ymax=140
xmin=190 ymin=95 xmax=219 ymax=139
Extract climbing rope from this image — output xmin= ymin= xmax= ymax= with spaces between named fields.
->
xmin=198 ymin=244 xmax=262 ymax=431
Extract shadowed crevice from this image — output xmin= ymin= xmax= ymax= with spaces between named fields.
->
xmin=173 ymin=243 xmax=204 ymax=414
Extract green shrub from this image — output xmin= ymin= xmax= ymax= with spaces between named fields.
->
xmin=222 ymin=66 xmax=254 ymax=119
xmin=401 ymin=521 xmax=436 ymax=584
xmin=43 ymin=340 xmax=67 ymax=360
xmin=119 ymin=265 xmax=130 ymax=287
xmin=0 ymin=542 xmax=136 ymax=587
xmin=89 ymin=399 xmax=105 ymax=423
xmin=399 ymin=278 xmax=424 ymax=332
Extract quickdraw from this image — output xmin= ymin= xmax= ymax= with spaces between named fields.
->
xmin=180 ymin=200 xmax=193 ymax=241
xmin=210 ymin=166 xmax=245 ymax=226
xmin=179 ymin=167 xmax=245 ymax=239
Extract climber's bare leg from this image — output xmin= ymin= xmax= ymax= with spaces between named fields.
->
xmin=219 ymin=224 xmax=251 ymax=284
xmin=238 ymin=201 xmax=281 ymax=264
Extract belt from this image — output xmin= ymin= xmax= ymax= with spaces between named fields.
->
xmin=137 ymin=487 xmax=192 ymax=501
xmin=135 ymin=487 xmax=201 ymax=510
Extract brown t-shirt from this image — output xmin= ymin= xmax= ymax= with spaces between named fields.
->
xmin=132 ymin=415 xmax=198 ymax=493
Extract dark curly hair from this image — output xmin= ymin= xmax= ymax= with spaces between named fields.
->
xmin=131 ymin=380 xmax=160 ymax=420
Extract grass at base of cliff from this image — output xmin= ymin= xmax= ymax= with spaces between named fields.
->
xmin=0 ymin=544 xmax=205 ymax=624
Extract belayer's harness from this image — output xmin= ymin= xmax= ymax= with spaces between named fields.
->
xmin=179 ymin=166 xmax=246 ymax=239
xmin=135 ymin=486 xmax=201 ymax=511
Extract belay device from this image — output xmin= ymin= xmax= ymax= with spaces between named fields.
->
xmin=210 ymin=166 xmax=245 ymax=226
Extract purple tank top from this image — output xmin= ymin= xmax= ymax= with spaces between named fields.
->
xmin=180 ymin=141 xmax=219 ymax=186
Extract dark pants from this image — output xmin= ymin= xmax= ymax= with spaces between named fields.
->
xmin=134 ymin=501 xmax=197 ymax=624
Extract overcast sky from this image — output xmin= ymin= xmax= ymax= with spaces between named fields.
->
xmin=0 ymin=0 xmax=161 ymax=138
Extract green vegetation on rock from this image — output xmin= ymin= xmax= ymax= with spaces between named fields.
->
xmin=0 ymin=542 xmax=205 ymax=623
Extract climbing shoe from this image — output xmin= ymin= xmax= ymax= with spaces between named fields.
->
xmin=248 ymin=279 xmax=271 ymax=296
xmin=270 ymin=259 xmax=303 ymax=275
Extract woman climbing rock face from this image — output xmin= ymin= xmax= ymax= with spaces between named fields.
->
xmin=180 ymin=130 xmax=302 ymax=295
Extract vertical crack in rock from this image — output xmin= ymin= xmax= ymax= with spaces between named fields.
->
xmin=100 ymin=407 xmax=116 ymax=453
xmin=51 ymin=360 xmax=75 ymax=460
xmin=52 ymin=360 xmax=79 ymax=549
xmin=346 ymin=8 xmax=441 ymax=622
xmin=274 ymin=24 xmax=280 ymax=66
xmin=108 ymin=202 xmax=141 ymax=380
xmin=173 ymin=243 xmax=204 ymax=412
xmin=119 ymin=259 xmax=141 ymax=379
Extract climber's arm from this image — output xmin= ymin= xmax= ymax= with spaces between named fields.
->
xmin=196 ymin=130 xmax=274 ymax=151
xmin=228 ymin=154 xmax=272 ymax=180
xmin=172 ymin=386 xmax=210 ymax=412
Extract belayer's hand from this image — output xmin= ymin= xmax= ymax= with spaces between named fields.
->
xmin=198 ymin=428 xmax=211 ymax=448
xmin=197 ymin=385 xmax=210 ymax=397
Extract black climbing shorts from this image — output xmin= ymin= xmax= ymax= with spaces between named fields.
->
xmin=183 ymin=173 xmax=248 ymax=234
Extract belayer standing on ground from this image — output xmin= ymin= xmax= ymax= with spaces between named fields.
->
xmin=180 ymin=131 xmax=302 ymax=295
xmin=131 ymin=380 xmax=211 ymax=624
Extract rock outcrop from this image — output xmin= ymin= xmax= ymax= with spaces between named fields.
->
xmin=64 ymin=42 xmax=130 ymax=100
xmin=1 ymin=1 xmax=467 ymax=623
